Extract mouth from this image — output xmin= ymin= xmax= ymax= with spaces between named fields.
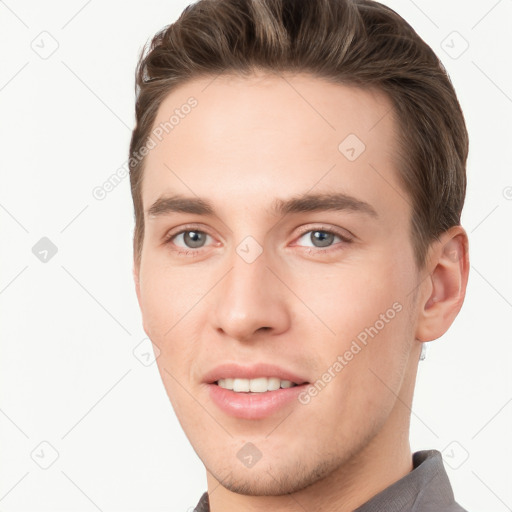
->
xmin=203 ymin=363 xmax=310 ymax=419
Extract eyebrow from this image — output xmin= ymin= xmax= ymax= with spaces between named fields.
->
xmin=146 ymin=192 xmax=378 ymax=219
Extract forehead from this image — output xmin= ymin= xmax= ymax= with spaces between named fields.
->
xmin=141 ymin=71 xmax=406 ymax=223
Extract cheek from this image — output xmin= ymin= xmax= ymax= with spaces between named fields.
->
xmin=138 ymin=257 xmax=207 ymax=338
xmin=291 ymin=256 xmax=415 ymax=401
xmin=138 ymin=262 xmax=209 ymax=394
xmin=288 ymin=257 xmax=410 ymax=341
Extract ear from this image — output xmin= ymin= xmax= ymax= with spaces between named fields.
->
xmin=415 ymin=225 xmax=470 ymax=342
xmin=133 ymin=258 xmax=152 ymax=338
xmin=133 ymin=258 xmax=142 ymax=311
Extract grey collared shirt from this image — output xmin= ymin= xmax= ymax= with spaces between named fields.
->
xmin=193 ymin=449 xmax=468 ymax=511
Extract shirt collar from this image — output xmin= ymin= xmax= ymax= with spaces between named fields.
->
xmin=354 ymin=449 xmax=466 ymax=511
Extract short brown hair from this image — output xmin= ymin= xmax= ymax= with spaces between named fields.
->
xmin=129 ymin=0 xmax=468 ymax=270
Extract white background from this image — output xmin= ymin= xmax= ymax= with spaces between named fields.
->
xmin=1 ymin=0 xmax=511 ymax=511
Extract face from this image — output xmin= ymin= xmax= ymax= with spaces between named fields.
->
xmin=134 ymin=71 xmax=425 ymax=496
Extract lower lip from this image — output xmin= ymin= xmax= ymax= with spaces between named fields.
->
xmin=207 ymin=383 xmax=309 ymax=420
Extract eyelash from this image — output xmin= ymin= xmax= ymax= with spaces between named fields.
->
xmin=163 ymin=224 xmax=353 ymax=258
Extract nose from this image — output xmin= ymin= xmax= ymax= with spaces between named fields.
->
xmin=210 ymin=246 xmax=292 ymax=343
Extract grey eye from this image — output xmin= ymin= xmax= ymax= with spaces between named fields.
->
xmin=310 ymin=231 xmax=335 ymax=247
xmin=179 ymin=230 xmax=209 ymax=248
xmin=297 ymin=230 xmax=340 ymax=248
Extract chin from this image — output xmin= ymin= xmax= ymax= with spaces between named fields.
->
xmin=206 ymin=454 xmax=340 ymax=496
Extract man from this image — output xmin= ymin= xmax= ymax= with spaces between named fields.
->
xmin=129 ymin=0 xmax=470 ymax=510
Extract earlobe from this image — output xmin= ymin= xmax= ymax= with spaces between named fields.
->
xmin=415 ymin=226 xmax=469 ymax=342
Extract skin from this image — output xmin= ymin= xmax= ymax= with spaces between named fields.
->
xmin=133 ymin=70 xmax=469 ymax=512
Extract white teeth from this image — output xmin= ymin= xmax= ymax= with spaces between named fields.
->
xmin=267 ymin=377 xmax=281 ymax=391
xmin=217 ymin=377 xmax=298 ymax=392
xmin=249 ymin=377 xmax=268 ymax=393
xmin=233 ymin=378 xmax=250 ymax=392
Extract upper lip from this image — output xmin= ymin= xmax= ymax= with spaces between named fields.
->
xmin=203 ymin=363 xmax=309 ymax=385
